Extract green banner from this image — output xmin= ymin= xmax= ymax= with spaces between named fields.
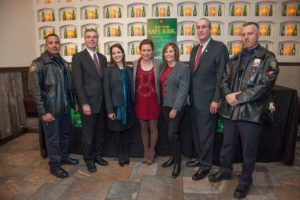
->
xmin=147 ymin=18 xmax=177 ymax=59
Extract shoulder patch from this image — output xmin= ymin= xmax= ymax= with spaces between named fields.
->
xmin=270 ymin=59 xmax=278 ymax=69
xmin=30 ymin=65 xmax=37 ymax=72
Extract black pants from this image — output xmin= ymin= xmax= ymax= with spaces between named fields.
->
xmin=191 ymin=106 xmax=216 ymax=171
xmin=42 ymin=110 xmax=71 ymax=170
xmin=112 ymin=128 xmax=132 ymax=163
xmin=80 ymin=110 xmax=105 ymax=164
xmin=162 ymin=106 xmax=186 ymax=163
xmin=220 ymin=119 xmax=262 ymax=187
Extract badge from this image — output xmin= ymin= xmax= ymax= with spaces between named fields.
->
xmin=252 ymin=58 xmax=261 ymax=67
xmin=30 ymin=65 xmax=37 ymax=72
xmin=270 ymin=59 xmax=277 ymax=69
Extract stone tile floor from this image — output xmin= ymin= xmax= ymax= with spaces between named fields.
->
xmin=0 ymin=132 xmax=300 ymax=200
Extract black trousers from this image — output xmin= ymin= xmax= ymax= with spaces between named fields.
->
xmin=162 ymin=106 xmax=186 ymax=163
xmin=80 ymin=110 xmax=105 ymax=164
xmin=191 ymin=106 xmax=216 ymax=171
xmin=111 ymin=127 xmax=132 ymax=163
xmin=220 ymin=119 xmax=262 ymax=187
xmin=42 ymin=110 xmax=71 ymax=170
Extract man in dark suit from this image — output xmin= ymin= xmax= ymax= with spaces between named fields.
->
xmin=72 ymin=28 xmax=108 ymax=173
xmin=187 ymin=18 xmax=229 ymax=180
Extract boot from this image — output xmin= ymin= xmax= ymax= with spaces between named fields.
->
xmin=162 ymin=156 xmax=174 ymax=168
xmin=172 ymin=162 xmax=181 ymax=178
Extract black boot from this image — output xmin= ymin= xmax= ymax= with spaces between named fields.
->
xmin=162 ymin=156 xmax=174 ymax=168
xmin=172 ymin=163 xmax=181 ymax=178
xmin=172 ymin=142 xmax=181 ymax=178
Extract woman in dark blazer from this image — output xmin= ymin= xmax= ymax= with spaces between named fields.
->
xmin=103 ymin=43 xmax=134 ymax=166
xmin=159 ymin=43 xmax=190 ymax=178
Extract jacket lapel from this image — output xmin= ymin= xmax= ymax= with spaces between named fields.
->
xmin=83 ymin=49 xmax=100 ymax=77
xmin=194 ymin=39 xmax=214 ymax=73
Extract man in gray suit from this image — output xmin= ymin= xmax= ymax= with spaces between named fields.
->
xmin=72 ymin=28 xmax=108 ymax=173
xmin=187 ymin=18 xmax=229 ymax=180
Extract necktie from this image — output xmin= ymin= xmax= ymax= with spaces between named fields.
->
xmin=93 ymin=53 xmax=101 ymax=74
xmin=194 ymin=45 xmax=203 ymax=72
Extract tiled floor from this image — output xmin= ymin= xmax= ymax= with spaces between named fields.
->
xmin=0 ymin=132 xmax=300 ymax=200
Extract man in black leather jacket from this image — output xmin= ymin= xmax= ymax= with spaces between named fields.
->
xmin=28 ymin=34 xmax=79 ymax=178
xmin=208 ymin=22 xmax=279 ymax=199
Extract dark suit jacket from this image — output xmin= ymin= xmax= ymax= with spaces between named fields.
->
xmin=72 ymin=49 xmax=107 ymax=113
xmin=159 ymin=61 xmax=190 ymax=111
xmin=189 ymin=39 xmax=229 ymax=110
xmin=103 ymin=65 xmax=134 ymax=114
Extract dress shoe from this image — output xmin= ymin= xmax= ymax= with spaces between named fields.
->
xmin=61 ymin=158 xmax=79 ymax=165
xmin=234 ymin=184 xmax=250 ymax=199
xmin=86 ymin=162 xmax=97 ymax=173
xmin=186 ymin=159 xmax=200 ymax=167
xmin=208 ymin=170 xmax=232 ymax=183
xmin=125 ymin=159 xmax=130 ymax=165
xmin=119 ymin=159 xmax=130 ymax=167
xmin=162 ymin=156 xmax=174 ymax=168
xmin=50 ymin=167 xmax=69 ymax=178
xmin=192 ymin=169 xmax=209 ymax=181
xmin=172 ymin=164 xmax=181 ymax=178
xmin=95 ymin=158 xmax=109 ymax=166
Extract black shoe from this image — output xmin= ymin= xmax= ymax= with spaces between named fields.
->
xmin=61 ymin=158 xmax=79 ymax=165
xmin=192 ymin=169 xmax=209 ymax=181
xmin=162 ymin=156 xmax=174 ymax=168
xmin=50 ymin=167 xmax=69 ymax=178
xmin=234 ymin=184 xmax=250 ymax=199
xmin=86 ymin=162 xmax=97 ymax=173
xmin=95 ymin=158 xmax=109 ymax=166
xmin=125 ymin=159 xmax=130 ymax=165
xmin=172 ymin=164 xmax=181 ymax=178
xmin=186 ymin=159 xmax=200 ymax=167
xmin=208 ymin=170 xmax=232 ymax=183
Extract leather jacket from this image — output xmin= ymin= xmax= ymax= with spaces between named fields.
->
xmin=218 ymin=45 xmax=279 ymax=123
xmin=28 ymin=51 xmax=76 ymax=116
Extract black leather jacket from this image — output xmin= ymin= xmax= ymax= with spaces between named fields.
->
xmin=218 ymin=45 xmax=279 ymax=123
xmin=28 ymin=51 xmax=76 ymax=116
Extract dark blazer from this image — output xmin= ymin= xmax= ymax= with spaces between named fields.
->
xmin=189 ymin=39 xmax=229 ymax=110
xmin=159 ymin=61 xmax=190 ymax=111
xmin=72 ymin=49 xmax=107 ymax=113
xmin=103 ymin=65 xmax=134 ymax=114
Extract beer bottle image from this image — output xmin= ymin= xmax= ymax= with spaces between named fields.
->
xmin=43 ymin=29 xmax=46 ymax=39
xmin=155 ymin=6 xmax=159 ymax=17
xmin=52 ymin=28 xmax=55 ymax=34
xmin=142 ymin=6 xmax=146 ymax=17
xmin=283 ymin=4 xmax=287 ymax=16
xmin=267 ymin=25 xmax=271 ymax=36
xmin=265 ymin=43 xmax=269 ymax=50
xmin=142 ymin=25 xmax=145 ymax=36
xmin=72 ymin=10 xmax=75 ymax=20
xmin=255 ymin=4 xmax=259 ymax=16
xmin=180 ymin=43 xmax=184 ymax=55
xmin=231 ymin=4 xmax=235 ymax=16
xmin=269 ymin=5 xmax=273 ymax=16
xmin=96 ymin=45 xmax=99 ymax=52
xmin=180 ymin=5 xmax=184 ymax=16
xmin=95 ymin=27 xmax=98 ymax=33
xmin=52 ymin=11 xmax=55 ymax=21
xmin=41 ymin=11 xmax=45 ymax=22
xmin=294 ymin=24 xmax=297 ymax=36
xmin=193 ymin=5 xmax=197 ymax=16
xmin=167 ymin=6 xmax=170 ymax=16
xmin=106 ymin=8 xmax=109 ymax=18
xmin=131 ymin=26 xmax=134 ymax=36
xmin=131 ymin=44 xmax=135 ymax=55
xmin=292 ymin=44 xmax=296 ymax=56
xmin=117 ymin=26 xmax=121 ymax=36
xmin=131 ymin=6 xmax=134 ymax=18
xmin=230 ymin=24 xmax=234 ymax=36
xmin=64 ymin=46 xmax=68 ymax=56
xmin=192 ymin=25 xmax=195 ymax=35
xmin=75 ymin=45 xmax=78 ymax=54
xmin=63 ymin=10 xmax=66 ymax=20
xmin=280 ymin=44 xmax=284 ymax=55
xmin=107 ymin=44 xmax=110 ymax=55
xmin=297 ymin=5 xmax=300 ymax=16
xmin=228 ymin=44 xmax=232 ymax=55
xmin=204 ymin=5 xmax=208 ymax=16
xmin=95 ymin=9 xmax=98 ymax=19
xmin=180 ymin=25 xmax=184 ymax=36
xmin=243 ymin=5 xmax=247 ymax=16
xmin=84 ymin=9 xmax=87 ymax=19
xmin=118 ymin=7 xmax=122 ymax=18
xmin=64 ymin=28 xmax=67 ymax=38
xmin=74 ymin=28 xmax=77 ymax=38
xmin=281 ymin=24 xmax=285 ymax=36
xmin=218 ymin=5 xmax=222 ymax=16
xmin=107 ymin=26 xmax=111 ymax=37
xmin=217 ymin=24 xmax=221 ymax=35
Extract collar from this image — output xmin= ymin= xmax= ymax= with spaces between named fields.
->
xmin=86 ymin=48 xmax=97 ymax=59
xmin=199 ymin=37 xmax=211 ymax=52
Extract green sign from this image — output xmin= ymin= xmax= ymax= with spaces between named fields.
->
xmin=147 ymin=18 xmax=177 ymax=59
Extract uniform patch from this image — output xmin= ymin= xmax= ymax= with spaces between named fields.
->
xmin=253 ymin=58 xmax=261 ymax=67
xmin=30 ymin=65 xmax=37 ymax=72
xmin=270 ymin=60 xmax=277 ymax=69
